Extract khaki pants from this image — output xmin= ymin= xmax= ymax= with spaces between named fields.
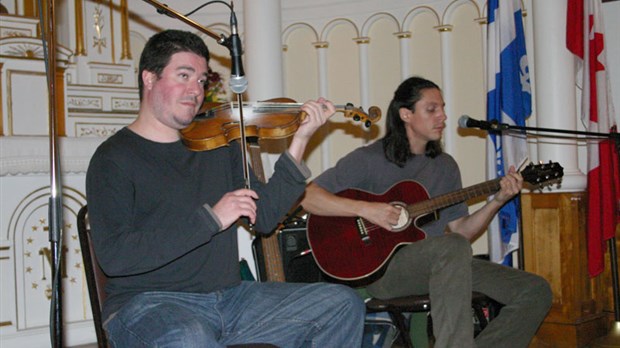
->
xmin=367 ymin=233 xmax=552 ymax=348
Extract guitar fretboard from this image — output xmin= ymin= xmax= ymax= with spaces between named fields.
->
xmin=407 ymin=178 xmax=502 ymax=217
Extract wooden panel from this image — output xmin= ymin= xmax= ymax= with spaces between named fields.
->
xmin=601 ymin=225 xmax=620 ymax=314
xmin=522 ymin=192 xmax=609 ymax=347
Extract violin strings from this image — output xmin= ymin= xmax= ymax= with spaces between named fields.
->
xmin=218 ymin=101 xmax=350 ymax=110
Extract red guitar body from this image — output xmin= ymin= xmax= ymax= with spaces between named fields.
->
xmin=306 ymin=162 xmax=564 ymax=285
xmin=306 ymin=181 xmax=429 ymax=284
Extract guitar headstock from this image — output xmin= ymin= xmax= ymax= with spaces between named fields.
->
xmin=338 ymin=103 xmax=382 ymax=128
xmin=521 ymin=161 xmax=564 ymax=188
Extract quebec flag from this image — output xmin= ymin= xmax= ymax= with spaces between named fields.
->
xmin=486 ymin=0 xmax=531 ymax=266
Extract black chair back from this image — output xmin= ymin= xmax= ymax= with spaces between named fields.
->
xmin=77 ymin=205 xmax=108 ymax=348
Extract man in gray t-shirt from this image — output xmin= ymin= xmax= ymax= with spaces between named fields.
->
xmin=302 ymin=77 xmax=552 ymax=348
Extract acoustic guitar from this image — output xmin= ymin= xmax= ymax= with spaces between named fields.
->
xmin=306 ymin=161 xmax=563 ymax=285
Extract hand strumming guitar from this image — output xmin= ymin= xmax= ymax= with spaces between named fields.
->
xmin=359 ymin=201 xmax=403 ymax=232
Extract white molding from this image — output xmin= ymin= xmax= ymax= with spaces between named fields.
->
xmin=0 ymin=136 xmax=104 ymax=176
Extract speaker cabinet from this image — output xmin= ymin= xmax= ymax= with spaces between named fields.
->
xmin=253 ymin=226 xmax=324 ymax=283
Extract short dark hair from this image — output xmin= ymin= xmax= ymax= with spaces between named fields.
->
xmin=138 ymin=30 xmax=210 ymax=100
xmin=382 ymin=76 xmax=443 ymax=167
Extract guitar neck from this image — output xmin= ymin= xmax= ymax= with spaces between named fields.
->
xmin=408 ymin=178 xmax=502 ymax=217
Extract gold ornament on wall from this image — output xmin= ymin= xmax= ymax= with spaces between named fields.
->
xmin=92 ymin=4 xmax=107 ymax=54
xmin=23 ymin=216 xmax=80 ymax=301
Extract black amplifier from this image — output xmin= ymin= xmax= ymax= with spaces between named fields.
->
xmin=252 ymin=223 xmax=324 ymax=283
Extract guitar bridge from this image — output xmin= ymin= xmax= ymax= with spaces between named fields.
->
xmin=356 ymin=217 xmax=371 ymax=244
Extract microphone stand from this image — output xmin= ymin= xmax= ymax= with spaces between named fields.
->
xmin=492 ymin=121 xmax=620 ymax=346
xmin=141 ymin=0 xmax=228 ymax=45
xmin=38 ymin=0 xmax=64 ymax=346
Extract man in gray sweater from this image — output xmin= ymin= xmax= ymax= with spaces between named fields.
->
xmin=86 ymin=29 xmax=365 ymax=348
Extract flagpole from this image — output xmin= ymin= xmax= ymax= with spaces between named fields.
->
xmin=591 ymin=136 xmax=620 ymax=348
xmin=563 ymin=0 xmax=618 ymax=344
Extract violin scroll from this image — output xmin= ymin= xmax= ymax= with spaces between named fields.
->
xmin=340 ymin=103 xmax=382 ymax=128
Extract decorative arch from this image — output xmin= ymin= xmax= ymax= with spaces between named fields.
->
xmin=282 ymin=22 xmax=319 ymax=44
xmin=442 ymin=0 xmax=481 ymax=26
xmin=360 ymin=12 xmax=399 ymax=37
xmin=319 ymin=18 xmax=359 ymax=42
xmin=0 ymin=37 xmax=73 ymax=62
xmin=403 ymin=5 xmax=441 ymax=31
xmin=8 ymin=186 xmax=88 ymax=328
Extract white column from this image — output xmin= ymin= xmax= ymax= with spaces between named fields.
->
xmin=356 ymin=37 xmax=374 ymax=143
xmin=240 ymin=0 xmax=283 ymax=277
xmin=531 ymin=0 xmax=586 ymax=191
xmin=243 ymin=0 xmax=283 ymax=100
xmin=396 ymin=31 xmax=411 ymax=80
xmin=476 ymin=18 xmax=488 ymax=93
xmin=522 ymin=1 xmax=539 ymax=162
xmin=355 ymin=37 xmax=370 ymax=110
xmin=281 ymin=44 xmax=288 ymax=93
xmin=315 ymin=42 xmax=331 ymax=171
xmin=315 ymin=42 xmax=329 ymax=101
xmin=437 ymin=25 xmax=454 ymax=154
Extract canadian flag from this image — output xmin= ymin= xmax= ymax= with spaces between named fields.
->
xmin=566 ymin=0 xmax=620 ymax=277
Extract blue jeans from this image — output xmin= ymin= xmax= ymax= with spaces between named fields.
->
xmin=105 ymin=281 xmax=365 ymax=348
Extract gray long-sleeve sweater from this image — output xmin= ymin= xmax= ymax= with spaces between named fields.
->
xmin=86 ymin=127 xmax=309 ymax=321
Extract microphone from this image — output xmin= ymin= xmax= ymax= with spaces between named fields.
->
xmin=458 ymin=115 xmax=506 ymax=131
xmin=228 ymin=10 xmax=247 ymax=94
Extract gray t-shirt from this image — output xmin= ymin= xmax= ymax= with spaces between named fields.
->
xmin=313 ymin=141 xmax=468 ymax=237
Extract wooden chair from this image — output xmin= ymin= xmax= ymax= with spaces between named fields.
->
xmin=77 ymin=205 xmax=278 ymax=348
xmin=77 ymin=205 xmax=109 ymax=348
xmin=364 ymin=291 xmax=499 ymax=348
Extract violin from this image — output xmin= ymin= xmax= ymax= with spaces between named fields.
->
xmin=180 ymin=98 xmax=382 ymax=151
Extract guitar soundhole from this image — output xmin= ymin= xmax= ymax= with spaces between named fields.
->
xmin=390 ymin=202 xmax=411 ymax=232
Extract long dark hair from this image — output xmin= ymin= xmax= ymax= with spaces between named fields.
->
xmin=382 ymin=76 xmax=443 ymax=167
xmin=138 ymin=30 xmax=210 ymax=100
